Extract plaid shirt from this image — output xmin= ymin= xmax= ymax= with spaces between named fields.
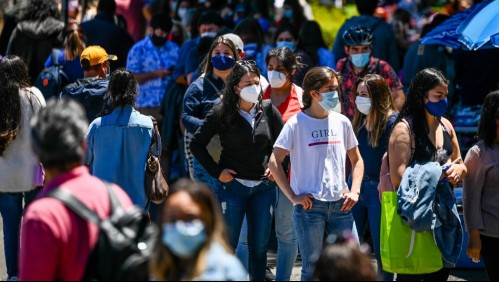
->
xmin=337 ymin=57 xmax=402 ymax=119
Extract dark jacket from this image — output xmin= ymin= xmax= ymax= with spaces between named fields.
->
xmin=60 ymin=77 xmax=109 ymax=122
xmin=7 ymin=17 xmax=64 ymax=84
xmin=81 ymin=13 xmax=134 ymax=69
xmin=190 ymin=100 xmax=284 ymax=180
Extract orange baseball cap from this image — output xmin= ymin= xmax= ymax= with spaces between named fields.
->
xmin=80 ymin=46 xmax=117 ymax=66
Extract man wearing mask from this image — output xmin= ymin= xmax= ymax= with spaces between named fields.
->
xmin=126 ymin=13 xmax=179 ymax=121
xmin=60 ymin=46 xmax=117 ymax=123
xmin=337 ymin=26 xmax=404 ymax=120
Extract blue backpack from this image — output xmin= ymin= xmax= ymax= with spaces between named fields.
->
xmin=34 ymin=49 xmax=69 ymax=100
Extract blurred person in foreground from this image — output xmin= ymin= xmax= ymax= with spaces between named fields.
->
xmin=463 ymin=90 xmax=499 ymax=281
xmin=150 ymin=178 xmax=247 ymax=280
xmin=313 ymin=231 xmax=377 ymax=281
xmin=19 ymin=98 xmax=133 ymax=280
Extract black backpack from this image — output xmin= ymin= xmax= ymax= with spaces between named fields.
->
xmin=34 ymin=49 xmax=69 ymax=100
xmin=48 ymin=182 xmax=158 ymax=281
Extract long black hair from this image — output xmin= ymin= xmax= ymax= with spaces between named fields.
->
xmin=478 ymin=90 xmax=499 ymax=148
xmin=396 ymin=68 xmax=448 ymax=163
xmin=0 ymin=55 xmax=31 ymax=88
xmin=215 ymin=61 xmax=261 ymax=128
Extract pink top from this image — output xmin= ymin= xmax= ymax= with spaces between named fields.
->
xmin=19 ymin=166 xmax=133 ymax=280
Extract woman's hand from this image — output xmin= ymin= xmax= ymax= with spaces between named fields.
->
xmin=467 ymin=229 xmax=482 ymax=263
xmin=445 ymin=162 xmax=466 ymax=185
xmin=264 ymin=168 xmax=275 ymax=181
xmin=292 ymin=194 xmax=315 ymax=210
xmin=341 ymin=192 xmax=359 ymax=211
xmin=219 ymin=169 xmax=237 ymax=183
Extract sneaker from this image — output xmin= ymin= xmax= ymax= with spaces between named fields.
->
xmin=7 ymin=276 xmax=18 ymax=281
xmin=265 ymin=266 xmax=275 ymax=281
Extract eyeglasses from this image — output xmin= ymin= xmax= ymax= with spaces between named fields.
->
xmin=236 ymin=60 xmax=257 ymax=66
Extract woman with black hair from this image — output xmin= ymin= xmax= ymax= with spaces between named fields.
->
xmin=85 ymin=68 xmax=156 ymax=208
xmin=233 ymin=18 xmax=273 ymax=77
xmin=0 ymin=55 xmax=46 ymax=281
xmin=190 ymin=60 xmax=284 ymax=281
xmin=298 ymin=20 xmax=336 ymax=69
xmin=388 ymin=68 xmax=466 ymax=281
xmin=463 ymin=90 xmax=499 ymax=281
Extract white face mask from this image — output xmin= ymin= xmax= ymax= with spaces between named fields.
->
xmin=355 ymin=96 xmax=372 ymax=115
xmin=268 ymin=70 xmax=287 ymax=88
xmin=200 ymin=32 xmax=217 ymax=38
xmin=239 ymin=84 xmax=261 ymax=104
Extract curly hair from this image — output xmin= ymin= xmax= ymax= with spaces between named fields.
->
xmin=215 ymin=61 xmax=261 ymax=128
xmin=104 ymin=68 xmax=138 ymax=114
xmin=0 ymin=81 xmax=21 ymax=156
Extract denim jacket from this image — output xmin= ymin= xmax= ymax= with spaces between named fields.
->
xmin=85 ymin=105 xmax=154 ymax=206
xmin=397 ymin=161 xmax=463 ymax=266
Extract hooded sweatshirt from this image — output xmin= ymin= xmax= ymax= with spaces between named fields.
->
xmin=7 ymin=17 xmax=64 ymax=84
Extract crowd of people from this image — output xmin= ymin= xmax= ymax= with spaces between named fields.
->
xmin=1 ymin=0 xmax=499 ymax=281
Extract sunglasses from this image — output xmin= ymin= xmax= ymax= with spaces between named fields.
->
xmin=236 ymin=60 xmax=257 ymax=66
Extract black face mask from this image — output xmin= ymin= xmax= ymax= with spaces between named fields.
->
xmin=151 ymin=34 xmax=168 ymax=47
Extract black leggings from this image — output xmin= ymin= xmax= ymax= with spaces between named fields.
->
xmin=481 ymin=234 xmax=499 ymax=281
xmin=396 ymin=267 xmax=450 ymax=281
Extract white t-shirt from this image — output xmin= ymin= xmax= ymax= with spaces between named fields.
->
xmin=274 ymin=111 xmax=358 ymax=202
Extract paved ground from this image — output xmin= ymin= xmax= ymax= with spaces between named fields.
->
xmin=0 ymin=215 xmax=488 ymax=281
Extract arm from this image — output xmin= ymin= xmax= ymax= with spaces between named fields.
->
xmin=341 ymin=146 xmax=363 ymax=211
xmin=268 ymin=147 xmax=314 ymax=209
xmin=189 ymin=111 xmax=225 ymax=180
xmin=181 ymin=83 xmax=204 ymax=133
xmin=388 ymin=121 xmax=412 ymax=188
xmin=441 ymin=118 xmax=467 ymax=184
xmin=463 ymin=145 xmax=485 ymax=263
xmin=392 ymin=88 xmax=405 ymax=112
xmin=133 ymin=69 xmax=172 ymax=84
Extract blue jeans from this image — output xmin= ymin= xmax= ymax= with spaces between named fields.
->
xmin=219 ymin=179 xmax=276 ymax=281
xmin=192 ymin=157 xmax=222 ymax=197
xmin=294 ymin=198 xmax=354 ymax=281
xmin=352 ymin=176 xmax=394 ymax=281
xmin=275 ymin=188 xmax=298 ymax=281
xmin=235 ymin=188 xmax=298 ymax=281
xmin=0 ymin=188 xmax=41 ymax=278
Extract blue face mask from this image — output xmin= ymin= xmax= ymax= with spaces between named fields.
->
xmin=162 ymin=219 xmax=207 ymax=258
xmin=425 ymin=98 xmax=448 ymax=118
xmin=318 ymin=90 xmax=340 ymax=112
xmin=276 ymin=41 xmax=296 ymax=52
xmin=211 ymin=54 xmax=235 ymax=71
xmin=350 ymin=52 xmax=370 ymax=68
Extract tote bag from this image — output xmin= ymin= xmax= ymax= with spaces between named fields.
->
xmin=380 ymin=191 xmax=443 ymax=274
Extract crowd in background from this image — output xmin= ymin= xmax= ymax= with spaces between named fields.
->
xmin=1 ymin=0 xmax=499 ymax=281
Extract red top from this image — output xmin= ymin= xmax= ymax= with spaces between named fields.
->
xmin=19 ymin=166 xmax=133 ymax=281
xmin=263 ymin=84 xmax=303 ymax=123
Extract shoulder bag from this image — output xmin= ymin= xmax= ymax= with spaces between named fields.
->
xmin=145 ymin=116 xmax=169 ymax=204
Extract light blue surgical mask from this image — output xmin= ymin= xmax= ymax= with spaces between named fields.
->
xmin=284 ymin=9 xmax=293 ymax=19
xmin=350 ymin=52 xmax=370 ymax=68
xmin=162 ymin=219 xmax=207 ymax=258
xmin=276 ymin=41 xmax=296 ymax=52
xmin=317 ymin=90 xmax=340 ymax=112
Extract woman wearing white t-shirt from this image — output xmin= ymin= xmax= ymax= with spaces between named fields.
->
xmin=268 ymin=66 xmax=364 ymax=281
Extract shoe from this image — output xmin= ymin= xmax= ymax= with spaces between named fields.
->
xmin=265 ymin=266 xmax=275 ymax=281
xmin=7 ymin=276 xmax=18 ymax=281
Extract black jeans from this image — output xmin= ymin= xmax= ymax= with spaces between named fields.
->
xmin=481 ymin=234 xmax=499 ymax=281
